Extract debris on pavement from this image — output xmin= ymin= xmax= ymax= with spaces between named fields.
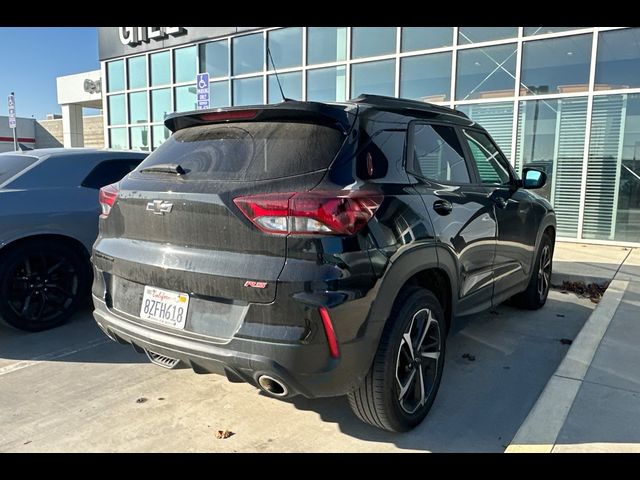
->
xmin=136 ymin=397 xmax=148 ymax=404
xmin=158 ymin=397 xmax=165 ymax=401
xmin=215 ymin=429 xmax=234 ymax=439
xmin=556 ymin=314 xmax=565 ymax=318
xmin=558 ymin=281 xmax=608 ymax=304
xmin=462 ymin=353 xmax=476 ymax=361
xmin=23 ymin=440 xmax=32 ymax=445
xmin=560 ymin=338 xmax=573 ymax=345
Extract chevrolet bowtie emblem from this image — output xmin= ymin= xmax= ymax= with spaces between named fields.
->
xmin=146 ymin=200 xmax=173 ymax=215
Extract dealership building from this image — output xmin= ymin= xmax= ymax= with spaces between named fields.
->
xmin=89 ymin=26 xmax=640 ymax=245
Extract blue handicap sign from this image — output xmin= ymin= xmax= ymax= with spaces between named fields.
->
xmin=196 ymin=73 xmax=210 ymax=110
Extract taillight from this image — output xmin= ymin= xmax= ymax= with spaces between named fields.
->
xmin=199 ymin=109 xmax=258 ymax=122
xmin=233 ymin=191 xmax=383 ymax=236
xmin=99 ymin=183 xmax=119 ymax=218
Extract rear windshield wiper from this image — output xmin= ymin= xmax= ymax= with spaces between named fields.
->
xmin=139 ymin=163 xmax=188 ymax=175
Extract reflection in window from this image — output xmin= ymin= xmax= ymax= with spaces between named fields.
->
xmin=175 ymin=84 xmax=196 ymax=112
xmin=307 ymin=66 xmax=346 ymax=102
xmin=457 ymin=102 xmax=514 ymax=159
xmin=109 ymin=128 xmax=127 ymax=149
xmin=150 ymin=51 xmax=171 ymax=86
xmin=401 ymin=27 xmax=452 ymax=52
xmin=458 ymin=27 xmax=517 ymax=44
xmin=211 ymin=80 xmax=230 ymax=108
xmin=583 ymin=94 xmax=640 ymax=242
xmin=107 ymin=60 xmax=124 ymax=92
xmin=410 ymin=124 xmax=470 ymax=183
xmin=351 ymin=60 xmax=395 ymax=98
xmin=307 ymin=27 xmax=347 ymax=64
xmin=521 ymin=35 xmax=592 ymax=95
xmin=268 ymin=27 xmax=302 ymax=69
xmin=151 ymin=88 xmax=171 ymax=123
xmin=127 ymin=56 xmax=147 ymax=89
xmin=352 ymin=27 xmax=396 ymax=59
xmin=152 ymin=125 xmax=171 ymax=149
xmin=463 ymin=130 xmax=511 ymax=185
xmin=268 ymin=71 xmax=302 ymax=103
xmin=108 ymin=95 xmax=126 ymax=125
xmin=130 ymin=126 xmax=150 ymax=151
xmin=233 ymin=76 xmax=263 ymax=106
xmin=128 ymin=92 xmax=148 ymax=124
xmin=233 ymin=33 xmax=264 ymax=75
xmin=174 ymin=46 xmax=197 ymax=83
xmin=515 ymin=97 xmax=587 ymax=237
xmin=199 ymin=39 xmax=229 ymax=78
xmin=524 ymin=27 xmax=584 ymax=36
xmin=595 ymin=28 xmax=640 ymax=91
xmin=456 ymin=44 xmax=517 ymax=100
xmin=400 ymin=52 xmax=451 ymax=102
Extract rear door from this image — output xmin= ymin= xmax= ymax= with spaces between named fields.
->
xmin=407 ymin=122 xmax=497 ymax=314
xmin=94 ymin=121 xmax=348 ymax=305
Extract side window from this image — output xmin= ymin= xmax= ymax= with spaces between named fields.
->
xmin=462 ymin=130 xmax=512 ymax=185
xmin=409 ymin=123 xmax=470 ymax=184
xmin=81 ymin=159 xmax=143 ymax=189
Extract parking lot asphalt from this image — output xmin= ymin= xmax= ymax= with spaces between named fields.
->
xmin=0 ymin=290 xmax=594 ymax=453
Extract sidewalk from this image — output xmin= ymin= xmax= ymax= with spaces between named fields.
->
xmin=507 ymin=244 xmax=640 ymax=453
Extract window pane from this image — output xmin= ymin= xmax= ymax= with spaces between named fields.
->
xmin=174 ymin=45 xmax=197 ymax=84
xmin=150 ymin=51 xmax=171 ymax=86
xmin=457 ymin=102 xmax=514 ymax=158
xmin=463 ymin=130 xmax=511 ymax=184
xmin=151 ymin=88 xmax=171 ymax=123
xmin=458 ymin=27 xmax=517 ymax=44
xmin=127 ymin=56 xmax=147 ymax=89
xmin=175 ymin=84 xmax=196 ymax=112
xmin=233 ymin=76 xmax=263 ymax=106
xmin=152 ymin=125 xmax=171 ymax=149
xmin=107 ymin=60 xmax=124 ymax=92
xmin=200 ymin=39 xmax=229 ymax=78
xmin=130 ymin=126 xmax=150 ymax=151
xmin=351 ymin=60 xmax=395 ymax=98
xmin=410 ymin=124 xmax=469 ymax=183
xmin=128 ymin=91 xmax=148 ymax=124
xmin=515 ymin=98 xmax=588 ymax=237
xmin=307 ymin=66 xmax=346 ymax=102
xmin=583 ymin=93 xmax=640 ymax=242
xmin=401 ymin=27 xmax=453 ymax=52
xmin=521 ymin=35 xmax=592 ymax=95
xmin=268 ymin=71 xmax=302 ymax=103
xmin=524 ymin=27 xmax=585 ymax=36
xmin=268 ymin=27 xmax=302 ymax=69
xmin=595 ymin=28 xmax=640 ymax=91
xmin=211 ymin=80 xmax=230 ymax=108
xmin=352 ymin=27 xmax=396 ymax=59
xmin=307 ymin=27 xmax=347 ymax=65
xmin=400 ymin=52 xmax=451 ymax=102
xmin=233 ymin=33 xmax=264 ymax=75
xmin=456 ymin=44 xmax=517 ymax=100
xmin=109 ymin=128 xmax=127 ymax=149
xmin=108 ymin=94 xmax=125 ymax=125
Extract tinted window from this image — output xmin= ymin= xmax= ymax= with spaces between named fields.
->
xmin=134 ymin=122 xmax=345 ymax=182
xmin=595 ymin=28 xmax=640 ymax=91
xmin=268 ymin=27 xmax=302 ymax=69
xmin=232 ymin=33 xmax=264 ymax=75
xmin=174 ymin=46 xmax=197 ymax=83
xmin=458 ymin=27 xmax=517 ymax=44
xmin=409 ymin=124 xmax=470 ymax=183
xmin=128 ymin=55 xmax=147 ymax=89
xmin=199 ymin=39 xmax=229 ymax=78
xmin=82 ymin=159 xmax=144 ymax=189
xmin=456 ymin=44 xmax=517 ymax=100
xmin=307 ymin=66 xmax=346 ymax=102
xmin=463 ymin=130 xmax=511 ymax=185
xmin=351 ymin=60 xmax=395 ymax=98
xmin=268 ymin=71 xmax=302 ymax=103
xmin=401 ymin=27 xmax=452 ymax=52
xmin=307 ymin=27 xmax=347 ymax=64
xmin=352 ymin=27 xmax=396 ymax=59
xmin=233 ymin=77 xmax=263 ymax=106
xmin=0 ymin=155 xmax=39 ymax=186
xmin=150 ymin=51 xmax=171 ymax=86
xmin=107 ymin=60 xmax=124 ymax=92
xmin=400 ymin=52 xmax=452 ymax=102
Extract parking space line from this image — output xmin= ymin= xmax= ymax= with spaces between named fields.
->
xmin=0 ymin=337 xmax=109 ymax=377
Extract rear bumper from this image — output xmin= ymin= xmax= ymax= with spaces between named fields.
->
xmin=92 ymin=295 xmax=379 ymax=399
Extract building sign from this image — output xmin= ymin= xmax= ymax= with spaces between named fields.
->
xmin=118 ymin=27 xmax=187 ymax=46
xmin=8 ymin=94 xmax=16 ymax=129
xmin=196 ymin=73 xmax=210 ymax=110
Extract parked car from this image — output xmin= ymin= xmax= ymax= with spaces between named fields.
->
xmin=92 ymin=95 xmax=555 ymax=432
xmin=0 ymin=148 xmax=147 ymax=332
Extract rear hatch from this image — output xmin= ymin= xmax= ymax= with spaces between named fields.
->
xmin=94 ymin=105 xmax=357 ymax=307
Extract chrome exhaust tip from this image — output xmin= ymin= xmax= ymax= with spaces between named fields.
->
xmin=257 ymin=375 xmax=288 ymax=397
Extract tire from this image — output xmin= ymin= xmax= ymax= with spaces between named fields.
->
xmin=348 ymin=286 xmax=446 ymax=432
xmin=0 ymin=240 xmax=90 ymax=332
xmin=510 ymin=233 xmax=553 ymax=310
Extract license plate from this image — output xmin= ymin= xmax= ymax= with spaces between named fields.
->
xmin=140 ymin=286 xmax=189 ymax=329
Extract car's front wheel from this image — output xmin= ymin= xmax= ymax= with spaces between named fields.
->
xmin=348 ymin=287 xmax=446 ymax=432
xmin=0 ymin=240 xmax=90 ymax=332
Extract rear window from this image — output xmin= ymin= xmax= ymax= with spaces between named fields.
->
xmin=0 ymin=155 xmax=39 ymax=186
xmin=133 ymin=121 xmax=346 ymax=181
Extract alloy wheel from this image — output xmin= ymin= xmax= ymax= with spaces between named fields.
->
xmin=537 ymin=244 xmax=552 ymax=301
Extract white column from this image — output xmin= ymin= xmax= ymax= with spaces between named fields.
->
xmin=61 ymin=104 xmax=84 ymax=147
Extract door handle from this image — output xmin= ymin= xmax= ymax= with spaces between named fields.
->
xmin=433 ymin=199 xmax=453 ymax=216
xmin=494 ymin=196 xmax=507 ymax=209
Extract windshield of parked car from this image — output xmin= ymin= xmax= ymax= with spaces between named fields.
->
xmin=0 ymin=154 xmax=39 ymax=187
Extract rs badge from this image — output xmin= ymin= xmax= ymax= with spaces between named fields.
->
xmin=244 ymin=281 xmax=267 ymax=289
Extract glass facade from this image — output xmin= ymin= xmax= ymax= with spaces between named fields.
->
xmin=103 ymin=27 xmax=640 ymax=245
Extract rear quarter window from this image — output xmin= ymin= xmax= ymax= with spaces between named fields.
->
xmin=0 ymin=155 xmax=39 ymax=186
xmin=81 ymin=159 xmax=145 ymax=189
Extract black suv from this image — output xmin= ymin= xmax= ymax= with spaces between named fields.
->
xmin=92 ymin=95 xmax=555 ymax=432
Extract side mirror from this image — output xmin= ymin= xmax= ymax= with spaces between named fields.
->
xmin=521 ymin=168 xmax=547 ymax=190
